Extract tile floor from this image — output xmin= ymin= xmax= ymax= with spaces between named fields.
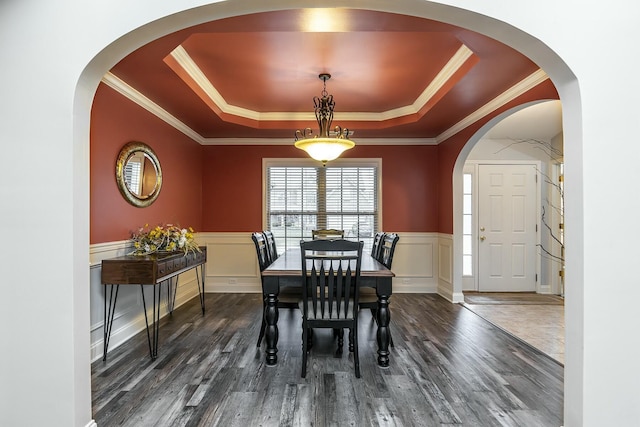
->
xmin=463 ymin=299 xmax=565 ymax=364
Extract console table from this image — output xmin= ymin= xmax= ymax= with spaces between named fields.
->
xmin=101 ymin=247 xmax=207 ymax=360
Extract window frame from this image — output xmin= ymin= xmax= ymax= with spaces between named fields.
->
xmin=262 ymin=158 xmax=382 ymax=252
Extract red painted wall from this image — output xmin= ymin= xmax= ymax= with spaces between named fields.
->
xmin=90 ymin=84 xmax=203 ymax=244
xmin=90 ymin=80 xmax=557 ymax=243
xmin=200 ymin=144 xmax=439 ymax=232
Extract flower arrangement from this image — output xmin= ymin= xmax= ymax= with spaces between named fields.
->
xmin=129 ymin=223 xmax=201 ymax=256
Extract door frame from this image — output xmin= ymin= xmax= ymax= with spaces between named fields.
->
xmin=463 ymin=160 xmax=542 ymax=292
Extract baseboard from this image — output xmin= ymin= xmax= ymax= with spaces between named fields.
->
xmin=85 ymin=420 xmax=97 ymax=427
xmin=437 ymin=284 xmax=465 ymax=303
xmin=207 ymin=282 xmax=262 ymax=293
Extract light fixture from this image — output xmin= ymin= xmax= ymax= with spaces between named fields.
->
xmin=295 ymin=73 xmax=355 ymax=165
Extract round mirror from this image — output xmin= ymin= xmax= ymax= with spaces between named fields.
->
xmin=115 ymin=141 xmax=162 ymax=207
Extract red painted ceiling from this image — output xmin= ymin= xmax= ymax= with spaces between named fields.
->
xmin=109 ymin=9 xmax=557 ymax=140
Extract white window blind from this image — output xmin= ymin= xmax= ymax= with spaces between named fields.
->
xmin=124 ymin=157 xmax=142 ymax=196
xmin=266 ymin=161 xmax=379 ymax=252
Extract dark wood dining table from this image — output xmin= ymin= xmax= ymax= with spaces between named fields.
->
xmin=261 ymin=248 xmax=395 ymax=367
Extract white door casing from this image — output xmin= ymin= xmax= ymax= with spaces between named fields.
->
xmin=478 ymin=164 xmax=538 ymax=292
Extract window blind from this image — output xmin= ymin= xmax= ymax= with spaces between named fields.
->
xmin=266 ymin=163 xmax=379 ymax=252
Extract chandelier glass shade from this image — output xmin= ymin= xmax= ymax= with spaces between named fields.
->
xmin=294 ymin=73 xmax=355 ymax=165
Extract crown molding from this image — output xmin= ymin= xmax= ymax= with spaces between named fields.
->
xmin=104 ymin=67 xmax=549 ymax=147
xmin=199 ymin=137 xmax=437 ymax=145
xmin=169 ymin=43 xmax=474 ymax=123
xmin=102 ymin=72 xmax=206 ymax=144
xmin=435 ymin=69 xmax=549 ymax=143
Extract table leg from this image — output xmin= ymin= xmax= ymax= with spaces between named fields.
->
xmin=376 ymin=293 xmax=391 ymax=367
xmin=264 ymin=292 xmax=279 ymax=365
xmin=152 ymin=283 xmax=161 ymax=358
xmin=167 ymin=277 xmax=177 ymax=315
xmin=102 ymin=284 xmax=120 ymax=361
xmin=140 ymin=283 xmax=162 ymax=359
xmin=196 ymin=264 xmax=206 ymax=315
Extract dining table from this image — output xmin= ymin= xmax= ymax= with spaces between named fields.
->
xmin=261 ymin=247 xmax=395 ymax=367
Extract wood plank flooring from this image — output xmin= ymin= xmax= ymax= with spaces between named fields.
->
xmin=92 ymin=293 xmax=563 ymax=426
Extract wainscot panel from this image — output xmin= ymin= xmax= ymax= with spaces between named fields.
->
xmin=197 ymin=232 xmax=262 ymax=293
xmin=198 ymin=232 xmax=443 ymax=294
xmin=437 ymin=234 xmax=463 ymax=302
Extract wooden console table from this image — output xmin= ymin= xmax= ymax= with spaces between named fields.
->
xmin=101 ymin=247 xmax=207 ymax=360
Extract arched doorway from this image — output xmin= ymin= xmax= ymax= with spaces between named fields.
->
xmin=76 ymin=1 xmax=581 ymax=424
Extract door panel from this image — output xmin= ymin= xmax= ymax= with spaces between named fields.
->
xmin=478 ymin=164 xmax=537 ymax=291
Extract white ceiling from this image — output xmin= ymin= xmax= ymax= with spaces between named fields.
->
xmin=484 ymin=100 xmax=562 ymax=140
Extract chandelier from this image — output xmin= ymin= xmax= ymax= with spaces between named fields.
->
xmin=294 ymin=73 xmax=355 ymax=165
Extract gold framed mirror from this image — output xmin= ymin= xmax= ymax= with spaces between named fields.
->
xmin=115 ymin=141 xmax=162 ymax=208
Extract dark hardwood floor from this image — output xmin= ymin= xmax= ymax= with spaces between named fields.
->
xmin=92 ymin=293 xmax=563 ymax=426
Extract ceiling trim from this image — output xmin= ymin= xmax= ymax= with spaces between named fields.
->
xmin=435 ymin=69 xmax=549 ymax=142
xmin=103 ymin=68 xmax=549 ymax=146
xmin=102 ymin=72 xmax=206 ymax=143
xmin=168 ymin=43 xmax=474 ymax=123
xmin=102 ymin=72 xmax=440 ymax=145
xmin=198 ymin=137 xmax=438 ymax=146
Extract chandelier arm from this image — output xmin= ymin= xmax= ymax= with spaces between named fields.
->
xmin=294 ymin=73 xmax=354 ymax=164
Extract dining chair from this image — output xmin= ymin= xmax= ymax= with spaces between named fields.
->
xmin=311 ymin=229 xmax=345 ymax=240
xmin=299 ymin=238 xmax=364 ymax=378
xmin=377 ymin=232 xmax=400 ymax=269
xmin=263 ymin=230 xmax=278 ymax=264
xmin=371 ymin=231 xmax=385 ymax=260
xmin=252 ymin=232 xmax=300 ymax=347
xmin=360 ymin=232 xmax=400 ymax=347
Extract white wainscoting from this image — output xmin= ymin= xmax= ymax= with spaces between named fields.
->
xmin=197 ymin=232 xmax=262 ymax=293
xmin=89 ymin=240 xmax=202 ymax=362
xmin=437 ymin=234 xmax=463 ymax=302
xmin=196 ymin=231 xmax=448 ymax=294
xmin=89 ymin=232 xmax=454 ymax=360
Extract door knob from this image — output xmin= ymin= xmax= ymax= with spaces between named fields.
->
xmin=480 ymin=227 xmax=485 ymax=232
xmin=480 ymin=236 xmax=486 ymax=241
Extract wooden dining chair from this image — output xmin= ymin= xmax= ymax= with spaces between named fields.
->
xmin=360 ymin=232 xmax=399 ymax=347
xmin=311 ymin=229 xmax=345 ymax=240
xmin=252 ymin=232 xmax=300 ymax=347
xmin=263 ymin=230 xmax=278 ymax=264
xmin=299 ymin=238 xmax=364 ymax=378
xmin=377 ymin=232 xmax=400 ymax=269
xmin=371 ymin=231 xmax=385 ymax=260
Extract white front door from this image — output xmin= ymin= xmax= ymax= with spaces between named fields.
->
xmin=478 ymin=164 xmax=538 ymax=292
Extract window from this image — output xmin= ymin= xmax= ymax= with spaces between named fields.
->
xmin=265 ymin=159 xmax=380 ymax=252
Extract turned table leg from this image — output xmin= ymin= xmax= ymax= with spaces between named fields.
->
xmin=376 ymin=293 xmax=391 ymax=367
xmin=264 ymin=292 xmax=279 ymax=365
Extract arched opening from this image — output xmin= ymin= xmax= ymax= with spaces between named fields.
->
xmin=453 ymin=100 xmax=564 ymax=359
xmin=74 ymin=1 xmax=581 ymax=424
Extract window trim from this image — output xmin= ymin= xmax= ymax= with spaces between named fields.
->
xmin=262 ymin=157 xmax=383 ymax=242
